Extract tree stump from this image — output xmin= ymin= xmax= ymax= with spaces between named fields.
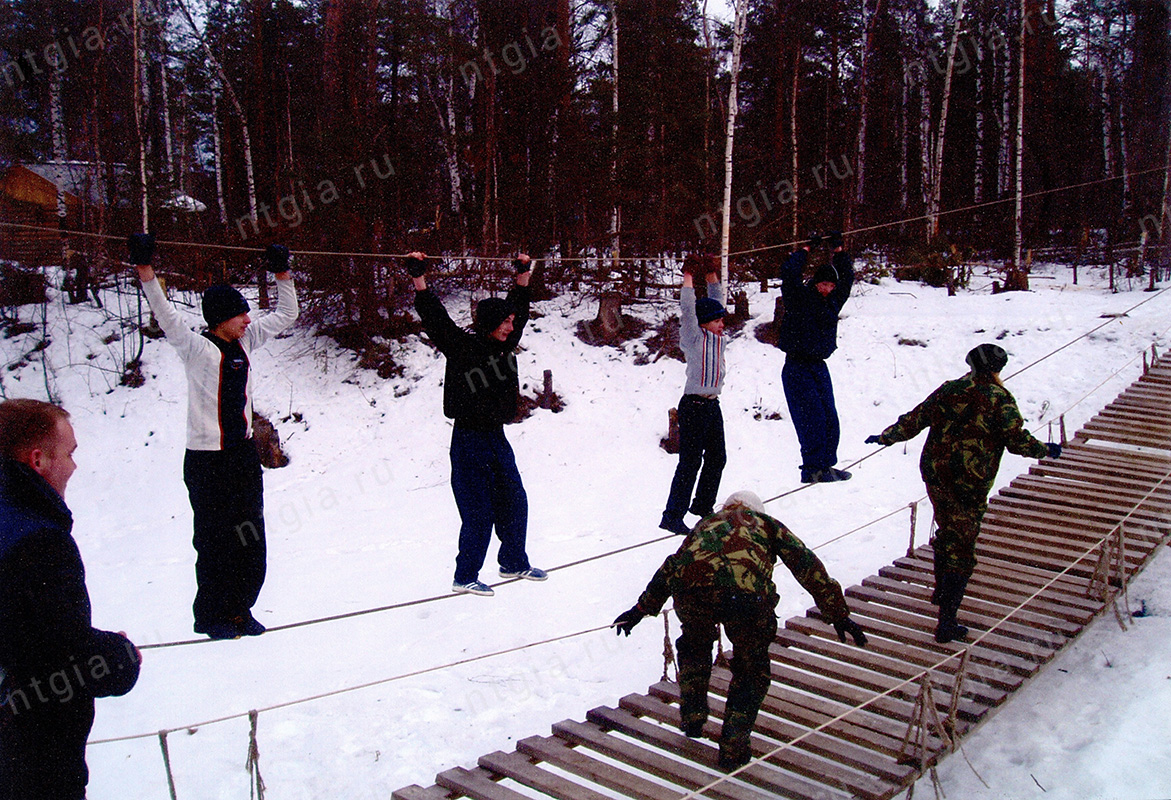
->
xmin=733 ymin=290 xmax=749 ymax=320
xmin=253 ymin=413 xmax=290 ymax=469
xmin=595 ymin=293 xmax=624 ymax=343
xmin=773 ymin=296 xmax=785 ymax=327
xmin=660 ymin=407 xmax=680 ymax=454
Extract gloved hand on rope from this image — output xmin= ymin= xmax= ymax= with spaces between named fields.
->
xmin=126 ymin=233 xmax=156 ymax=266
xmin=1046 ymin=442 xmax=1062 ymax=459
xmin=865 ymin=434 xmax=885 ymax=446
xmin=612 ymin=605 xmax=646 ymax=636
xmin=264 ymin=244 xmax=291 ymax=274
xmin=404 ymin=252 xmax=428 ymax=278
xmin=513 ymin=254 xmax=532 ymax=274
xmin=833 ymin=617 xmax=867 ymax=647
xmin=826 ymin=230 xmax=844 ymax=250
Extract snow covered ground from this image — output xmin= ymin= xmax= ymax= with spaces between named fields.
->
xmin=2 ymin=258 xmax=1169 ymax=799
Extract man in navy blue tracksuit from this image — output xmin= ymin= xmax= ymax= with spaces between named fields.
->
xmin=0 ymin=399 xmax=140 ymax=799
xmin=777 ymin=233 xmax=854 ymax=484
xmin=407 ymin=252 xmax=547 ymax=597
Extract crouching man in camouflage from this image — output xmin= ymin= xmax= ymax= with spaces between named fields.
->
xmin=866 ymin=343 xmax=1061 ymax=643
xmin=613 ymin=491 xmax=866 ymax=772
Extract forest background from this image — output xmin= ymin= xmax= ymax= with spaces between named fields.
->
xmin=1 ymin=0 xmax=1169 ymax=357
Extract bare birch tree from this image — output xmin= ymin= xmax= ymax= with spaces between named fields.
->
xmin=928 ymin=0 xmax=966 ymax=239
xmin=717 ymin=0 xmax=747 ymax=297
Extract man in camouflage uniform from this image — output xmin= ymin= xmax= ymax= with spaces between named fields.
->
xmin=613 ymin=491 xmax=866 ymax=771
xmin=866 ymin=343 xmax=1061 ymax=643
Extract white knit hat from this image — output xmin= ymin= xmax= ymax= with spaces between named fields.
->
xmin=721 ymin=491 xmax=765 ymax=514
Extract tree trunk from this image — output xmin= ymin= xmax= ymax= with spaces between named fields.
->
xmin=1011 ymin=0 xmax=1028 ymax=287
xmin=853 ymin=0 xmax=885 ymax=214
xmin=161 ymin=59 xmax=174 ymax=190
xmin=928 ymin=0 xmax=966 ymax=240
xmin=609 ymin=0 xmax=620 ymax=270
xmin=132 ymin=1 xmax=150 ymax=233
xmin=718 ymin=0 xmax=748 ymax=298
xmin=791 ymin=46 xmax=801 ymax=242
xmin=998 ymin=21 xmax=1012 ymax=198
xmin=213 ymin=91 xmax=228 ymax=229
xmin=900 ymin=54 xmax=910 ymax=212
xmin=973 ymin=29 xmax=985 ymax=204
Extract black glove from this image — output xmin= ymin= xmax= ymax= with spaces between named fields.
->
xmin=865 ymin=434 xmax=884 ymax=445
xmin=826 ymin=230 xmax=844 ymax=249
xmin=514 ymin=256 xmax=532 ymax=275
xmin=264 ymin=244 xmax=291 ymax=274
xmin=127 ymin=233 xmax=155 ymax=266
xmin=805 ymin=233 xmax=823 ymax=249
xmin=404 ymin=255 xmax=428 ymax=278
xmin=1046 ymin=442 xmax=1062 ymax=459
xmin=833 ymin=617 xmax=867 ymax=647
xmin=613 ymin=606 xmax=646 ymax=636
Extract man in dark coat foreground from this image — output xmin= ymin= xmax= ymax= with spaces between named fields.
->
xmin=0 ymin=399 xmax=140 ymax=800
xmin=613 ymin=491 xmax=866 ymax=771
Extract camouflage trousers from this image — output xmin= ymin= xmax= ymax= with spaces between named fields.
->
xmin=926 ymin=483 xmax=988 ymax=577
xmin=674 ymin=588 xmax=777 ymax=764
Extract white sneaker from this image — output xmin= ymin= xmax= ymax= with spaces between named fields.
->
xmin=452 ymin=580 xmax=495 ymax=596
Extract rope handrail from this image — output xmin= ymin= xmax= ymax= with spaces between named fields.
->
xmin=2 ymin=164 xmax=1165 ymax=264
xmin=92 ymin=622 xmax=616 ymax=746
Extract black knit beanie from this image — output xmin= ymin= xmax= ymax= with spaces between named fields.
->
xmin=966 ymin=343 xmax=1009 ymax=374
xmin=695 ymin=297 xmax=726 ymax=325
xmin=474 ymin=297 xmax=514 ymax=335
xmin=202 ymin=285 xmax=250 ymax=328
xmin=812 ymin=263 xmax=839 ymax=285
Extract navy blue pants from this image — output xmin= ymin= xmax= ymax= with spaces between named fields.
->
xmin=450 ymin=427 xmax=530 ymax=584
xmin=781 ymin=357 xmax=840 ymax=472
xmin=184 ymin=443 xmax=267 ymax=629
xmin=664 ymin=395 xmax=726 ymax=520
xmin=0 ymin=688 xmax=94 ymax=800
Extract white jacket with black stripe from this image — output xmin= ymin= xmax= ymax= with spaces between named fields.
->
xmin=142 ymin=276 xmax=299 ymax=451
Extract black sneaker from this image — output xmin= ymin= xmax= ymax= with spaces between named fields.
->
xmin=238 ymin=615 xmax=266 ymax=636
xmin=196 ymin=622 xmax=242 ymax=641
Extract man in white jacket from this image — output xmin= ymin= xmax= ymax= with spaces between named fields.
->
xmin=128 ymin=235 xmax=298 ymax=639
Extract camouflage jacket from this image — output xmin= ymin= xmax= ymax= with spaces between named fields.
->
xmin=636 ymin=507 xmax=850 ymax=624
xmin=875 ymin=373 xmax=1049 ymax=499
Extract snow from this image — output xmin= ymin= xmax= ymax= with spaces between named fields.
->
xmin=2 ymin=260 xmax=1169 ymax=799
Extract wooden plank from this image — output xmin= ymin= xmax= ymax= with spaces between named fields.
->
xmin=650 ymin=677 xmax=944 ymax=759
xmin=988 ymin=490 xmax=1162 ymax=535
xmin=858 ymin=575 xmax=1080 ymax=638
xmin=774 ymin=627 xmax=1009 ymax=708
xmin=784 ymin=616 xmax=1025 ymax=692
xmin=876 ymin=563 xmax=1098 ymax=622
xmin=766 ymin=641 xmax=991 ymax=723
xmin=517 ymin=735 xmax=681 ymax=800
xmin=897 ymin=549 xmax=1094 ymax=596
xmin=479 ymin=751 xmax=616 ymax=800
xmin=1027 ymin=462 xmax=1171 ymax=506
xmin=1060 ymin=441 xmax=1171 ymax=470
xmin=1007 ymin=475 xmax=1171 ymax=519
xmin=437 ymin=767 xmax=535 ymax=800
xmin=845 ymin=585 xmax=1069 ymax=651
xmin=604 ymin=695 xmax=914 ymax=790
xmin=1012 ymin=473 xmax=1171 ymax=512
xmin=553 ymin=719 xmax=777 ymax=800
xmin=607 ymin=698 xmax=853 ymax=800
xmin=976 ymin=525 xmax=1146 ymax=572
xmin=393 ymin=785 xmax=456 ymax=800
xmin=980 ymin=506 xmax=1158 ymax=555
xmin=819 ymin=596 xmax=1053 ymax=667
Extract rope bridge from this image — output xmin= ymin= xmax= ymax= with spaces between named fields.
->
xmin=392 ymin=354 xmax=1171 ymax=800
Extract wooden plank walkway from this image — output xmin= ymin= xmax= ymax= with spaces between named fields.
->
xmin=394 ymin=358 xmax=1171 ymax=800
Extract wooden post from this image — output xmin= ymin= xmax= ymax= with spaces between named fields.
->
xmin=906 ymin=501 xmax=919 ymax=558
xmin=538 ymin=369 xmax=554 ymax=409
xmin=1059 ymin=414 xmax=1067 ymax=445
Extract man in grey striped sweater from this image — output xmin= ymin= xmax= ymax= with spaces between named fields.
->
xmin=660 ymin=256 xmax=728 ymax=536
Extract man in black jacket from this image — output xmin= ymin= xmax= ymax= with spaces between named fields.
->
xmin=407 ymin=253 xmax=547 ymax=597
xmin=777 ymin=232 xmax=854 ymax=484
xmin=0 ymin=399 xmax=141 ymax=800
